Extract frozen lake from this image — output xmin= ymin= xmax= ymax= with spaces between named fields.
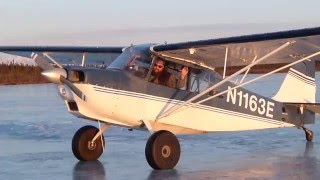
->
xmin=1 ymin=74 xmax=320 ymax=179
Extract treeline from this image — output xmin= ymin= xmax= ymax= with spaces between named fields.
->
xmin=0 ymin=63 xmax=49 ymax=85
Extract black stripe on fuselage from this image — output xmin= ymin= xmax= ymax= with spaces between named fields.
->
xmin=94 ymin=87 xmax=180 ymax=103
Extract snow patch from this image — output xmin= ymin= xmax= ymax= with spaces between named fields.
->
xmin=0 ymin=52 xmax=36 ymax=66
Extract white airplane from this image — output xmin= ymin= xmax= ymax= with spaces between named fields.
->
xmin=2 ymin=27 xmax=320 ymax=170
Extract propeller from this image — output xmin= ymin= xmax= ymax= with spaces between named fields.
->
xmin=31 ymin=52 xmax=86 ymax=101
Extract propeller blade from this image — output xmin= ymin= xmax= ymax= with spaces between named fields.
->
xmin=60 ymin=76 xmax=86 ymax=101
xmin=31 ymin=52 xmax=54 ymax=70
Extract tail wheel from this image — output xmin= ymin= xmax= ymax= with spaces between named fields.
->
xmin=72 ymin=125 xmax=105 ymax=161
xmin=145 ymin=130 xmax=180 ymax=169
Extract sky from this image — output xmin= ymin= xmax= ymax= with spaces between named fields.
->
xmin=1 ymin=0 xmax=320 ymax=45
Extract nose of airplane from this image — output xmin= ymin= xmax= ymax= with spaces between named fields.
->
xmin=41 ymin=68 xmax=67 ymax=84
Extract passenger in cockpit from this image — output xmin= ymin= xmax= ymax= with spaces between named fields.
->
xmin=149 ymin=57 xmax=188 ymax=89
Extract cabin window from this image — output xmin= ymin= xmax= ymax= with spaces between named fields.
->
xmin=148 ymin=59 xmax=188 ymax=90
xmin=107 ymin=45 xmax=152 ymax=79
xmin=189 ymin=70 xmax=220 ymax=93
xmin=126 ymin=55 xmax=151 ymax=78
xmin=69 ymin=70 xmax=85 ymax=82
xmin=166 ymin=63 xmax=188 ymax=90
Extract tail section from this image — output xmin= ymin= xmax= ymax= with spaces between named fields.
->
xmin=272 ymin=60 xmax=316 ymax=103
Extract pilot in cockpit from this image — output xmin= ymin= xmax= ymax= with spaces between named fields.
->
xmin=148 ymin=57 xmax=188 ymax=89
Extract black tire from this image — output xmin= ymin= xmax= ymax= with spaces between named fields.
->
xmin=145 ymin=130 xmax=180 ymax=170
xmin=72 ymin=125 xmax=105 ymax=161
xmin=305 ymin=130 xmax=314 ymax=141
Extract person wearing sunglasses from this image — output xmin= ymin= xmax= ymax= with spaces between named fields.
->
xmin=149 ymin=57 xmax=188 ymax=89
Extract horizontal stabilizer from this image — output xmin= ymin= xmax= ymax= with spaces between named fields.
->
xmin=284 ymin=103 xmax=320 ymax=114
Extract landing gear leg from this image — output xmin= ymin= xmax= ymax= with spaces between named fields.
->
xmin=302 ymin=126 xmax=313 ymax=141
xmin=72 ymin=124 xmax=109 ymax=161
xmin=145 ymin=130 xmax=181 ymax=170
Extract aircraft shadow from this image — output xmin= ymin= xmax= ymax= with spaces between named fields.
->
xmin=73 ymin=160 xmax=106 ymax=180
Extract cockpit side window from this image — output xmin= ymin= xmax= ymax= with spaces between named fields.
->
xmin=166 ymin=62 xmax=188 ymax=90
xmin=190 ymin=70 xmax=221 ymax=93
xmin=107 ymin=45 xmax=152 ymax=79
xmin=147 ymin=58 xmax=189 ymax=90
xmin=126 ymin=55 xmax=151 ymax=78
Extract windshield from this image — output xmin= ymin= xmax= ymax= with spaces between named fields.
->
xmin=107 ymin=45 xmax=153 ymax=78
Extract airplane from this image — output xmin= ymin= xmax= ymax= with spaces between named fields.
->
xmin=2 ymin=26 xmax=320 ymax=170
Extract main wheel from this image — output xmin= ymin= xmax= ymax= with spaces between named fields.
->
xmin=72 ymin=125 xmax=105 ymax=161
xmin=145 ymin=130 xmax=180 ymax=170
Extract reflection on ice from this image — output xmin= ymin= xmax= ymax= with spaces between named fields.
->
xmin=73 ymin=161 xmax=106 ymax=180
xmin=304 ymin=141 xmax=314 ymax=157
xmin=147 ymin=169 xmax=180 ymax=180
xmin=69 ymin=141 xmax=320 ymax=179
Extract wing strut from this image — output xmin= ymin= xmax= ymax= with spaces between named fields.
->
xmin=240 ymin=56 xmax=257 ymax=83
xmin=223 ymin=47 xmax=228 ymax=79
xmin=43 ymin=53 xmax=63 ymax=68
xmin=191 ymin=51 xmax=320 ymax=108
xmin=81 ymin=53 xmax=86 ymax=66
xmin=157 ymin=41 xmax=294 ymax=119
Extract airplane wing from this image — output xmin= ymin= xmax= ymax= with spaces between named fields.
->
xmin=0 ymin=46 xmax=123 ymax=53
xmin=151 ymin=27 xmax=320 ymax=74
xmin=0 ymin=46 xmax=124 ymax=66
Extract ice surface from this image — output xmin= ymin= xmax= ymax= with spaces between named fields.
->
xmin=1 ymin=74 xmax=320 ymax=179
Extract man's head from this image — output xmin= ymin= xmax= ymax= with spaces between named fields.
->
xmin=152 ymin=58 xmax=165 ymax=75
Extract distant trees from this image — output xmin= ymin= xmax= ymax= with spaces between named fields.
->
xmin=0 ymin=63 xmax=49 ymax=85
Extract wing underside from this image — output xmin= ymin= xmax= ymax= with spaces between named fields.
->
xmin=151 ymin=27 xmax=320 ymax=73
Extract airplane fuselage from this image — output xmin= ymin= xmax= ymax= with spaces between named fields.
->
xmin=57 ymin=66 xmax=307 ymax=134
